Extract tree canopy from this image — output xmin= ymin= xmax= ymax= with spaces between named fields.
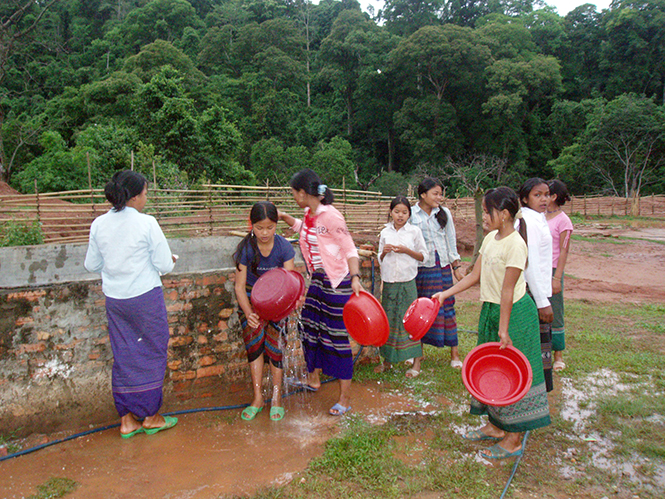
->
xmin=1 ymin=0 xmax=664 ymax=197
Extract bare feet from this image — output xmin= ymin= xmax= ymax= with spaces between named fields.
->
xmin=120 ymin=413 xmax=142 ymax=435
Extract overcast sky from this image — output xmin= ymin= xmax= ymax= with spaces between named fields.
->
xmin=358 ymin=0 xmax=612 ymax=17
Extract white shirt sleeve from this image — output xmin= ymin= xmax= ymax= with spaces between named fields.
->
xmin=523 ymin=214 xmax=551 ymax=309
xmin=443 ymin=208 xmax=460 ymax=262
xmin=84 ymin=223 xmax=104 ymax=273
xmin=413 ymin=226 xmax=428 ymax=262
xmin=149 ymin=218 xmax=175 ymax=274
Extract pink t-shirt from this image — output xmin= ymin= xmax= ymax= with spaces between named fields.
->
xmin=547 ymin=211 xmax=574 ymax=268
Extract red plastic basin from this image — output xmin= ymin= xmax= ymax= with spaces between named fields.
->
xmin=403 ymin=297 xmax=440 ymax=341
xmin=462 ymin=342 xmax=533 ymax=407
xmin=343 ymin=290 xmax=390 ymax=347
xmin=251 ymin=268 xmax=303 ymax=322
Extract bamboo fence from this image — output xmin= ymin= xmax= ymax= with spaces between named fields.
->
xmin=1 ymin=185 xmax=664 ymax=246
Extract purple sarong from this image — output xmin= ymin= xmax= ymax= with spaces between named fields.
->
xmin=105 ymin=286 xmax=168 ymax=418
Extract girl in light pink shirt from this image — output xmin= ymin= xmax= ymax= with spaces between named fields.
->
xmin=546 ymin=180 xmax=574 ymax=371
xmin=279 ymin=169 xmax=363 ymax=416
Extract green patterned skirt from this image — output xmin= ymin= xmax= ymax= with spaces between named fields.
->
xmin=470 ymin=294 xmax=551 ymax=433
xmin=379 ymin=280 xmax=422 ymax=363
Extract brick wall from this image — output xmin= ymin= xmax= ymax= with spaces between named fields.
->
xmin=0 ymin=251 xmax=380 ymax=436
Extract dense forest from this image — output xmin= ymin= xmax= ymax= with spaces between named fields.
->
xmin=1 ymin=0 xmax=665 ymax=198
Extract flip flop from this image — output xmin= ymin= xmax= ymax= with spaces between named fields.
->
xmin=450 ymin=360 xmax=463 ymax=369
xmin=480 ymin=443 xmax=523 ymax=460
xmin=270 ymin=406 xmax=285 ymax=421
xmin=285 ymin=378 xmax=319 ymax=392
xmin=329 ymin=403 xmax=351 ymax=416
xmin=553 ymin=361 xmax=566 ymax=372
xmin=144 ymin=416 xmax=178 ymax=435
xmin=462 ymin=429 xmax=501 ymax=442
xmin=120 ymin=427 xmax=144 ymax=439
xmin=404 ymin=358 xmax=414 ymax=366
xmin=241 ymin=406 xmax=263 ymax=421
xmin=405 ymin=368 xmax=420 ymax=379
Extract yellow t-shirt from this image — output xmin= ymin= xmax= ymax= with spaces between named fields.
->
xmin=479 ymin=230 xmax=527 ymax=304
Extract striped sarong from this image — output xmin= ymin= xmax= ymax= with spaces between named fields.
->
xmin=415 ymin=252 xmax=457 ymax=347
xmin=527 ymin=287 xmax=553 ymax=392
xmin=380 ymin=280 xmax=422 ymax=363
xmin=551 ymin=268 xmax=565 ymax=352
xmin=105 ymin=286 xmax=168 ymax=418
xmin=470 ymin=294 xmax=551 ymax=433
xmin=239 ymin=286 xmax=285 ymax=367
xmin=299 ymin=270 xmax=354 ymax=380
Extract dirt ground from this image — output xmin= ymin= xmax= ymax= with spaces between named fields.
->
xmin=1 ymin=212 xmax=664 ymax=498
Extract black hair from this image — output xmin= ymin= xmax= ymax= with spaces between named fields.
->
xmin=388 ymin=195 xmax=412 ymax=221
xmin=289 ymin=168 xmax=334 ymax=205
xmin=548 ymin=179 xmax=571 ymax=206
xmin=104 ymin=170 xmax=148 ymax=211
xmin=518 ymin=177 xmax=548 ymax=208
xmin=484 ymin=186 xmax=527 ymax=244
xmin=417 ymin=177 xmax=447 ymax=229
xmin=233 ymin=201 xmax=279 ymax=275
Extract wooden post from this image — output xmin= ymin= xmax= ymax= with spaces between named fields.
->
xmin=208 ymin=187 xmax=214 ymax=236
xmin=87 ymin=151 xmax=96 ymax=213
xmin=342 ymin=176 xmax=347 ymax=218
xmin=131 ymin=151 xmax=134 ymax=171
xmin=266 ymin=178 xmax=270 ymax=201
xmin=152 ymin=159 xmax=157 ymax=186
xmin=35 ymin=179 xmax=40 ymax=225
xmin=583 ymin=195 xmax=587 ymax=216
xmin=653 ymin=194 xmax=655 ymax=215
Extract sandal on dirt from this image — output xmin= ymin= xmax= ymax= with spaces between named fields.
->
xmin=553 ymin=361 xmax=566 ymax=372
xmin=480 ymin=443 xmax=523 ymax=460
xmin=462 ymin=429 xmax=501 ymax=442
xmin=329 ymin=403 xmax=351 ymax=416
xmin=144 ymin=416 xmax=178 ymax=435
xmin=241 ymin=406 xmax=263 ymax=421
xmin=405 ymin=368 xmax=420 ymax=379
xmin=120 ymin=427 xmax=145 ymax=439
xmin=270 ymin=406 xmax=285 ymax=421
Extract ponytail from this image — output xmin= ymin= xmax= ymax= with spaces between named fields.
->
xmin=290 ymin=169 xmax=335 ymax=205
xmin=104 ymin=170 xmax=147 ymax=212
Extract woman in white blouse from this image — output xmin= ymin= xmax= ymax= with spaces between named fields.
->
xmin=85 ymin=171 xmax=178 ymax=438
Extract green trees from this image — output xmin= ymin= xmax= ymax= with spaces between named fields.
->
xmin=1 ymin=0 xmax=664 ymax=197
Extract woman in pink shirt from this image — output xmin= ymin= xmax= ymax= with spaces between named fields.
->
xmin=279 ymin=169 xmax=363 ymax=416
xmin=546 ymin=180 xmax=574 ymax=371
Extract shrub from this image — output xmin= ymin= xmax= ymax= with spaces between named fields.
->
xmin=0 ymin=220 xmax=44 ymax=247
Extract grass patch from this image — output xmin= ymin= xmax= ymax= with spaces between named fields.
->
xmin=0 ymin=430 xmax=22 ymax=454
xmin=234 ymin=299 xmax=665 ymax=499
xmin=27 ymin=478 xmax=78 ymax=499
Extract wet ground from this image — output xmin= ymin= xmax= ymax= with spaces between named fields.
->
xmin=0 ymin=381 xmax=442 ymax=499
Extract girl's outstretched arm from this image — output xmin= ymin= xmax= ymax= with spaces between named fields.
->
xmin=497 ymin=267 xmax=521 ymax=349
xmin=433 ymin=255 xmax=482 ymax=305
xmin=278 ymin=210 xmax=296 ymax=227
xmin=347 ymin=256 xmax=364 ymax=296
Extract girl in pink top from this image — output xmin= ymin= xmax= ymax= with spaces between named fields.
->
xmin=546 ymin=180 xmax=574 ymax=371
xmin=278 ymin=169 xmax=363 ymax=416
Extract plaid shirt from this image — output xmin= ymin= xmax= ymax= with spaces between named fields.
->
xmin=409 ymin=204 xmax=460 ymax=268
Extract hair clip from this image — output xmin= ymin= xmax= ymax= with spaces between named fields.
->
xmin=317 ymin=184 xmax=327 ymax=196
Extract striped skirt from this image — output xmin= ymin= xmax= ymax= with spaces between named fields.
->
xmin=105 ymin=286 xmax=168 ymax=418
xmin=239 ymin=287 xmax=286 ymax=367
xmin=527 ymin=287 xmax=553 ymax=392
xmin=551 ymin=268 xmax=565 ymax=352
xmin=415 ymin=253 xmax=457 ymax=347
xmin=470 ymin=295 xmax=551 ymax=433
xmin=299 ymin=270 xmax=354 ymax=380
xmin=380 ymin=280 xmax=422 ymax=363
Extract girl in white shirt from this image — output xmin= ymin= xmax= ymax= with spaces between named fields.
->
xmin=376 ymin=196 xmax=428 ymax=377
xmin=518 ymin=178 xmax=554 ymax=392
